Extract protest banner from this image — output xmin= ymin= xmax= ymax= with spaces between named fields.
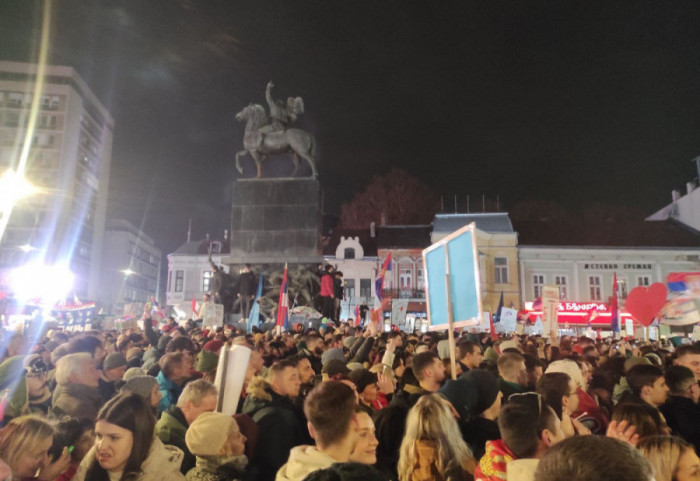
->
xmin=541 ymin=285 xmax=560 ymax=339
xmin=214 ymin=344 xmax=251 ymax=415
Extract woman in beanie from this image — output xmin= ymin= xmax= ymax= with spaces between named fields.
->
xmin=184 ymin=411 xmax=248 ymax=481
xmin=120 ymin=375 xmax=162 ymax=413
xmin=74 ymin=393 xmax=184 ymax=481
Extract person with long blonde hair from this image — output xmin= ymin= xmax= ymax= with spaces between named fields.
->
xmin=637 ymin=435 xmax=700 ymax=481
xmin=397 ymin=394 xmax=476 ymax=481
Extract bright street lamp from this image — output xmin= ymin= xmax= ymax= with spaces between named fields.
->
xmin=0 ymin=170 xmax=39 ymax=206
xmin=121 ymin=269 xmax=135 ymax=277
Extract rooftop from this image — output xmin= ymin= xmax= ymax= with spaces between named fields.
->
xmin=376 ymin=225 xmax=433 ymax=249
xmin=433 ymin=213 xmax=514 ymax=234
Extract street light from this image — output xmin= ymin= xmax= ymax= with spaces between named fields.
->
xmin=0 ymin=170 xmax=39 ymax=206
xmin=18 ymin=244 xmax=36 ymax=253
xmin=121 ymin=268 xmax=135 ymax=277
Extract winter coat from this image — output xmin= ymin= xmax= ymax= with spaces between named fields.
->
xmin=405 ymin=440 xmax=475 ymax=481
xmin=238 ymin=271 xmax=256 ymax=297
xmin=157 ymin=370 xmax=183 ymax=416
xmin=461 ymin=417 xmax=500 ymax=461
xmin=155 ymin=406 xmax=195 ymax=474
xmin=275 ymin=445 xmax=336 ymax=481
xmin=661 ymin=395 xmax=700 ymax=453
xmin=242 ymin=379 xmax=307 ymax=481
xmin=0 ymin=355 xmax=51 ymax=423
xmin=51 ymin=382 xmax=103 ymax=421
xmin=185 ymin=455 xmax=247 ymax=481
xmin=320 ymin=274 xmax=334 ymax=297
xmin=74 ymin=437 xmax=184 ymax=481
xmin=572 ymin=388 xmax=608 ymax=435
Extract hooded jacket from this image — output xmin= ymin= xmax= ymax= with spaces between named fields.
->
xmin=0 ymin=355 xmax=51 ymax=422
xmin=242 ymin=378 xmax=306 ymax=481
xmin=275 ymin=445 xmax=337 ymax=481
xmin=185 ymin=455 xmax=247 ymax=481
xmin=51 ymin=382 xmax=103 ymax=421
xmin=155 ymin=405 xmax=195 ymax=474
xmin=74 ymin=437 xmax=184 ymax=481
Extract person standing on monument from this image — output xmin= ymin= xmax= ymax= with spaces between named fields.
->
xmin=333 ymin=271 xmax=344 ymax=324
xmin=319 ymin=265 xmax=335 ymax=321
xmin=238 ymin=264 xmax=256 ymax=320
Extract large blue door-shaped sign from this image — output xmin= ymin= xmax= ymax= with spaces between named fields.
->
xmin=423 ymin=223 xmax=482 ymax=330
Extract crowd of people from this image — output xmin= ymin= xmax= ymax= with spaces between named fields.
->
xmin=0 ymin=313 xmax=699 ymax=481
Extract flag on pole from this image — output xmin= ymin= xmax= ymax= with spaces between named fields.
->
xmin=610 ymin=272 xmax=620 ymax=334
xmin=276 ymin=264 xmax=289 ymax=331
xmin=247 ymin=274 xmax=264 ymax=334
xmin=375 ymin=253 xmax=392 ymax=301
xmin=151 ymin=296 xmax=166 ymax=321
xmin=354 ymin=305 xmax=361 ymax=327
xmin=493 ymin=291 xmax=504 ymax=323
xmin=489 ymin=312 xmax=498 ymax=341
xmin=191 ymin=297 xmax=199 ymax=317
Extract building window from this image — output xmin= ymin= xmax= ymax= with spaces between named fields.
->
xmin=589 ymin=276 xmax=602 ymax=301
xmin=617 ymin=277 xmax=628 ymax=299
xmin=210 ymin=242 xmax=221 ymax=254
xmin=637 ymin=276 xmax=651 ymax=287
xmin=344 ymin=247 xmax=355 ymax=259
xmin=345 ymin=279 xmax=355 ymax=299
xmin=494 ymin=257 xmax=509 ymax=284
xmin=554 ymin=275 xmax=568 ymax=300
xmin=400 ymin=268 xmax=412 ymax=289
xmin=417 ymin=268 xmax=424 ymax=290
xmin=167 ymin=270 xmax=172 ymax=292
xmin=533 ymin=274 xmax=545 ymax=299
xmin=360 ymin=278 xmax=372 ymax=298
xmin=175 ymin=270 xmax=184 ymax=292
xmin=202 ymin=271 xmax=213 ymax=292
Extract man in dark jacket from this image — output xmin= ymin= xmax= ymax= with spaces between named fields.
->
xmin=238 ymin=264 xmax=256 ymax=319
xmin=661 ymin=365 xmax=700 ymax=451
xmin=155 ymin=379 xmax=218 ymax=474
xmin=242 ymin=359 xmax=305 ymax=481
xmin=619 ymin=364 xmax=670 ymax=432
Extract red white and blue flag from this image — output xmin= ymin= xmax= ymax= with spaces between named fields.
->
xmin=151 ymin=296 xmax=166 ymax=321
xmin=276 ymin=264 xmax=289 ymax=331
xmin=375 ymin=253 xmax=392 ymax=301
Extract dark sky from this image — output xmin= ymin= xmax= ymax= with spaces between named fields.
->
xmin=2 ymin=0 xmax=700 ymax=256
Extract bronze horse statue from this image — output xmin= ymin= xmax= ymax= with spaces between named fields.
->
xmin=235 ymin=104 xmax=318 ymax=178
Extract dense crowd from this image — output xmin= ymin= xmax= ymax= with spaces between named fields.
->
xmin=0 ymin=314 xmax=699 ymax=481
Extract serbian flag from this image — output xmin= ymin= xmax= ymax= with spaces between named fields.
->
xmin=610 ymin=273 xmax=620 ymax=334
xmin=375 ymin=253 xmax=392 ymax=301
xmin=489 ymin=312 xmax=498 ymax=341
xmin=354 ymin=305 xmax=361 ymax=326
xmin=191 ymin=298 xmax=199 ymax=317
xmin=151 ymin=296 xmax=166 ymax=321
xmin=276 ymin=264 xmax=289 ymax=331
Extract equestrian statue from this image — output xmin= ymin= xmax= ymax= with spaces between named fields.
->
xmin=235 ymin=81 xmax=318 ymax=178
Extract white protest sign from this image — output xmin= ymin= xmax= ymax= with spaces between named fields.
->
xmin=541 ymin=286 xmax=560 ymax=338
xmin=214 ymin=344 xmax=251 ymax=415
xmin=496 ymin=307 xmax=518 ymax=334
xmin=202 ymin=302 xmax=224 ymax=328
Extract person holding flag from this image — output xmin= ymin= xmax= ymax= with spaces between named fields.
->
xmin=247 ymin=273 xmax=264 ymax=334
xmin=277 ymin=263 xmax=290 ymax=332
xmin=375 ymin=253 xmax=392 ymax=301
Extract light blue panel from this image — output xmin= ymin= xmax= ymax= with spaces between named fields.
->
xmin=447 ymin=231 xmax=480 ymax=322
xmin=425 ymin=244 xmax=448 ymax=328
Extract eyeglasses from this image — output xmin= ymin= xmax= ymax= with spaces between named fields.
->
xmin=508 ymin=391 xmax=543 ymax=416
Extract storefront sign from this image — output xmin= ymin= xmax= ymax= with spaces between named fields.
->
xmin=584 ymin=263 xmax=652 ymax=270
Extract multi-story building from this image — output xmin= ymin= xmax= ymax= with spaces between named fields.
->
xmin=516 ymin=218 xmax=700 ymax=327
xmin=431 ymin=213 xmax=520 ymax=315
xmin=322 ymin=227 xmax=378 ymax=320
xmin=0 ymin=61 xmax=113 ymax=299
xmin=166 ymin=234 xmax=230 ymax=317
xmin=647 ymin=158 xmax=700 ymax=232
xmin=98 ymin=219 xmax=161 ymax=314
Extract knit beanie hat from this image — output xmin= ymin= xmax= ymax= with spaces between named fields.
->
xmin=438 ymin=378 xmax=478 ymax=422
xmin=322 ymin=359 xmax=350 ymax=377
xmin=103 ymin=353 xmax=127 ymax=372
xmin=623 ymin=356 xmax=651 ymax=374
xmin=461 ymin=369 xmax=500 ymax=417
xmin=483 ymin=346 xmax=499 ymax=365
xmin=348 ymin=368 xmax=378 ymax=394
xmin=546 ymin=359 xmax=586 ymax=389
xmin=342 ymin=336 xmax=356 ymax=349
xmin=123 ymin=367 xmax=146 ymax=381
xmin=121 ymin=375 xmax=158 ymax=400
xmin=196 ymin=349 xmax=219 ymax=373
xmin=203 ymin=340 xmax=224 ymax=353
xmin=322 ymin=348 xmax=345 ymax=366
xmin=186 ymin=411 xmax=236 ymax=456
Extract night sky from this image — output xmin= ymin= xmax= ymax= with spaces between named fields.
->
xmin=2 ymin=0 xmax=700 ymax=256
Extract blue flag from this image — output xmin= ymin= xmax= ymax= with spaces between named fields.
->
xmin=247 ymin=274 xmax=263 ymax=334
xmin=493 ymin=291 xmax=504 ymax=323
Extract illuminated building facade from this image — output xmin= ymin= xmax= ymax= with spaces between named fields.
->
xmin=0 ymin=61 xmax=113 ymax=299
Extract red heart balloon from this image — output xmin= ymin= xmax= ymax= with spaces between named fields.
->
xmin=625 ymin=283 xmax=668 ymax=326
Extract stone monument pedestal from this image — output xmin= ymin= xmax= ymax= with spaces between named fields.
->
xmin=222 ymin=177 xmax=322 ymax=266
